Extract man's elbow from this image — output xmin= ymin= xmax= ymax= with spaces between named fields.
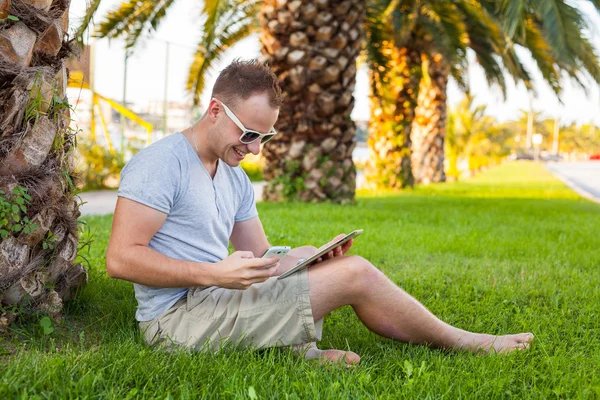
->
xmin=105 ymin=249 xmax=123 ymax=279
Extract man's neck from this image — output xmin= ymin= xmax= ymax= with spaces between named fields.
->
xmin=184 ymin=121 xmax=218 ymax=178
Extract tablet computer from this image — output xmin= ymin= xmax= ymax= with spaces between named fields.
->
xmin=277 ymin=229 xmax=363 ymax=280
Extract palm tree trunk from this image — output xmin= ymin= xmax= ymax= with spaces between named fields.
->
xmin=365 ymin=45 xmax=421 ymax=189
xmin=259 ymin=0 xmax=364 ymax=203
xmin=444 ymin=113 xmax=459 ymax=181
xmin=411 ymin=53 xmax=449 ymax=184
xmin=0 ymin=0 xmax=86 ymax=327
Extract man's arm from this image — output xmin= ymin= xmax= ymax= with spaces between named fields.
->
xmin=229 ymin=217 xmax=271 ymax=257
xmin=106 ymin=197 xmax=216 ymax=287
xmin=230 ymin=217 xmax=306 ymax=275
xmin=107 ymin=198 xmax=279 ymax=289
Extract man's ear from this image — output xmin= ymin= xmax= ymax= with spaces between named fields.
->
xmin=207 ymin=99 xmax=221 ymax=123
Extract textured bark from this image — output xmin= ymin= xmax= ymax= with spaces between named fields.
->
xmin=365 ymin=44 xmax=421 ymax=189
xmin=411 ymin=53 xmax=448 ymax=184
xmin=0 ymin=0 xmax=86 ymax=324
xmin=260 ymin=0 xmax=364 ymax=203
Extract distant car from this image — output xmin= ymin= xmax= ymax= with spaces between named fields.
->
xmin=590 ymin=154 xmax=600 ymax=160
xmin=543 ymin=154 xmax=564 ymax=162
xmin=508 ymin=153 xmax=534 ymax=161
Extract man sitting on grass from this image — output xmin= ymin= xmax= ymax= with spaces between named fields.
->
xmin=106 ymin=59 xmax=533 ymax=364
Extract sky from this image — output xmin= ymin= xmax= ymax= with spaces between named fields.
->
xmin=70 ymin=0 xmax=600 ymax=126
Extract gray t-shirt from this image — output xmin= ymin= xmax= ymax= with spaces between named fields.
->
xmin=117 ymin=132 xmax=258 ymax=321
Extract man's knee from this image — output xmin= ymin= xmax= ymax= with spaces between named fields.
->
xmin=340 ymin=255 xmax=383 ymax=288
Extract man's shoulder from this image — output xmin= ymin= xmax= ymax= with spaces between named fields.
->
xmin=131 ymin=133 xmax=187 ymax=163
xmin=145 ymin=132 xmax=186 ymax=153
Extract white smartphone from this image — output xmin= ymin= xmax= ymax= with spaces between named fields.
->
xmin=260 ymin=246 xmax=291 ymax=268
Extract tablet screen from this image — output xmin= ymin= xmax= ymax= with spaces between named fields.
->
xmin=277 ymin=229 xmax=363 ymax=280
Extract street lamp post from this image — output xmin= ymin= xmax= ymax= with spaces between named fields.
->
xmin=552 ymin=118 xmax=559 ymax=155
xmin=532 ymin=133 xmax=543 ymax=161
xmin=121 ymin=49 xmax=129 ymax=152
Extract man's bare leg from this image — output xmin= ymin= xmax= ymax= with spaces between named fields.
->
xmin=278 ymin=247 xmax=360 ymax=364
xmin=308 ymin=255 xmax=534 ymax=354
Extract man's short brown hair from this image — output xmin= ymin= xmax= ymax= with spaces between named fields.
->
xmin=211 ymin=59 xmax=282 ymax=110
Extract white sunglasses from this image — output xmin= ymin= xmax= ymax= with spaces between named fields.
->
xmin=215 ymin=99 xmax=277 ymax=144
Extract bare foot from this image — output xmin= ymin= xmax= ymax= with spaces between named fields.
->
xmin=292 ymin=342 xmax=361 ymax=366
xmin=315 ymin=349 xmax=361 ymax=366
xmin=458 ymin=332 xmax=534 ymax=354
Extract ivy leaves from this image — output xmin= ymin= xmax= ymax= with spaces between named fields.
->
xmin=0 ymin=186 xmax=38 ymax=239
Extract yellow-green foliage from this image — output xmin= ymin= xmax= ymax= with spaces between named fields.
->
xmin=446 ymin=94 xmax=512 ymax=179
xmin=240 ymin=155 xmax=264 ymax=182
xmin=76 ymin=137 xmax=125 ymax=191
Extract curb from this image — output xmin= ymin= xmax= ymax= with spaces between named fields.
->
xmin=545 ymin=164 xmax=600 ymax=205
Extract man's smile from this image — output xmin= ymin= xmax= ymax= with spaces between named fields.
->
xmin=233 ymin=147 xmax=246 ymax=159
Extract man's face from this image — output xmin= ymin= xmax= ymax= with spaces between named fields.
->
xmin=209 ymin=93 xmax=279 ymax=167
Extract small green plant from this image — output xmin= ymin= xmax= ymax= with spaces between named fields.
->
xmin=0 ymin=186 xmax=38 ymax=239
xmin=50 ymin=93 xmax=71 ymax=117
xmin=269 ymin=159 xmax=306 ymax=200
xmin=0 ymin=14 xmax=19 ymax=22
xmin=24 ymin=73 xmax=49 ymax=125
xmin=39 ymin=316 xmax=54 ymax=336
xmin=41 ymin=230 xmax=58 ymax=250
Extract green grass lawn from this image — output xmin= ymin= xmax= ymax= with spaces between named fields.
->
xmin=2 ymin=162 xmax=599 ymax=398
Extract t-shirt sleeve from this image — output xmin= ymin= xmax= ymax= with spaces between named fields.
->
xmin=235 ymin=169 xmax=258 ymax=222
xmin=118 ymin=148 xmax=183 ymax=214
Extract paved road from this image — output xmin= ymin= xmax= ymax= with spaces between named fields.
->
xmin=545 ymin=161 xmax=600 ymax=203
xmin=79 ymin=182 xmax=266 ymax=216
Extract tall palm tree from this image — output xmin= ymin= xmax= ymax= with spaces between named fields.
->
xmin=446 ymin=94 xmax=510 ymax=179
xmin=0 ymin=0 xmax=87 ymax=325
xmin=83 ymin=0 xmax=364 ymax=203
xmin=413 ymin=0 xmax=600 ymax=184
xmin=259 ymin=0 xmax=364 ymax=202
xmin=509 ymin=108 xmax=547 ymax=150
xmin=364 ymin=1 xmax=524 ymax=188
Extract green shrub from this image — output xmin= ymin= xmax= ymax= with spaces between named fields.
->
xmin=240 ymin=159 xmax=264 ymax=182
xmin=75 ymin=137 xmax=125 ymax=191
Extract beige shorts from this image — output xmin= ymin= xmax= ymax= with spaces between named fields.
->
xmin=139 ymin=269 xmax=323 ymax=352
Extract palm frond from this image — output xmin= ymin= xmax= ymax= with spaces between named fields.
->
xmin=95 ymin=1 xmax=149 ymax=39
xmin=186 ymin=0 xmax=261 ymax=106
xmin=497 ymin=0 xmax=526 ymax=41
xmin=474 ymin=2 xmax=536 ymax=95
xmin=534 ymin=0 xmax=581 ymax=65
xmin=453 ymin=0 xmax=505 ymax=92
xmin=571 ymin=35 xmax=600 ymax=85
xmin=365 ymin=0 xmax=395 ymax=101
xmin=501 ymin=45 xmax=534 ymax=92
xmin=521 ymin=18 xmax=561 ymax=95
xmin=449 ymin=62 xmax=469 ymax=93
xmin=74 ymin=0 xmax=103 ymax=43
xmin=523 ymin=1 xmax=600 ymax=95
xmin=421 ymin=2 xmax=468 ymax=66
xmin=390 ymin=0 xmax=420 ymax=45
xmin=95 ymin=0 xmax=179 ymax=49
xmin=472 ymin=42 xmax=507 ymax=98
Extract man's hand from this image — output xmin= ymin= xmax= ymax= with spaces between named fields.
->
xmin=316 ymin=234 xmax=354 ymax=263
xmin=213 ymin=251 xmax=280 ymax=289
